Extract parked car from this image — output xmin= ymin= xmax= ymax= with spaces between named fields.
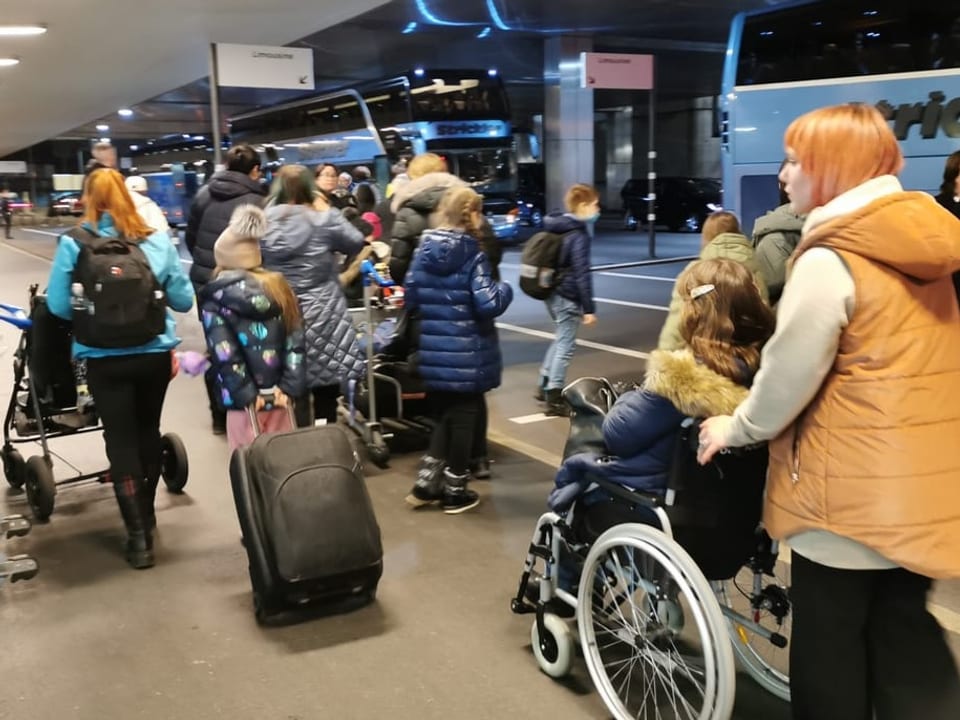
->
xmin=48 ymin=191 xmax=83 ymax=217
xmin=621 ymin=177 xmax=722 ymax=232
xmin=516 ymin=163 xmax=545 ymax=228
xmin=483 ymin=195 xmax=522 ymax=245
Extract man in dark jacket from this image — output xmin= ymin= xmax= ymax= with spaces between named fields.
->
xmin=184 ymin=144 xmax=266 ymax=433
xmin=537 ymin=184 xmax=600 ymax=416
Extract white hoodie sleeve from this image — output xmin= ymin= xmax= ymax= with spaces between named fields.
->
xmin=725 ymin=247 xmax=855 ymax=446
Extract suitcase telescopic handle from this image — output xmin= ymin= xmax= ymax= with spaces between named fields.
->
xmin=246 ymin=388 xmax=296 ymax=438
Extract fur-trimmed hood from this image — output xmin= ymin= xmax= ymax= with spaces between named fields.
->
xmin=389 ymin=171 xmax=466 ymax=214
xmin=642 ymin=349 xmax=749 ymax=417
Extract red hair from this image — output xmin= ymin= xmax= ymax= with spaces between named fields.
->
xmin=784 ymin=103 xmax=903 ymax=207
xmin=81 ymin=168 xmax=154 ymax=240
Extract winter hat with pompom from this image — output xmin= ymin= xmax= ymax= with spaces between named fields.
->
xmin=214 ymin=204 xmax=266 ymax=270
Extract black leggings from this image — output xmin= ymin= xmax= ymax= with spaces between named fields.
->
xmin=428 ymin=391 xmax=484 ymax=476
xmin=790 ymin=552 xmax=960 ymax=720
xmin=294 ymin=384 xmax=341 ymax=427
xmin=86 ymin=353 xmax=171 ymax=484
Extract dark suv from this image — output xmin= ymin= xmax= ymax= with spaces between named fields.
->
xmin=621 ymin=177 xmax=722 ymax=232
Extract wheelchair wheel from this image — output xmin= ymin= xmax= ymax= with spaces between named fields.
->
xmin=577 ymin=523 xmax=735 ymax=720
xmin=160 ymin=433 xmax=188 ymax=493
xmin=717 ymin=559 xmax=792 ymax=702
xmin=24 ymin=456 xmax=56 ymax=521
xmin=2 ymin=446 xmax=26 ymax=489
xmin=531 ymin=613 xmax=576 ymax=679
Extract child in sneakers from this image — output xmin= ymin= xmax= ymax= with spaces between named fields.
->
xmin=198 ymin=205 xmax=306 ymax=451
xmin=403 ymin=187 xmax=513 ymax=513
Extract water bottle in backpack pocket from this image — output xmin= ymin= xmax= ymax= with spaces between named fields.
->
xmin=66 ymin=227 xmax=167 ymax=348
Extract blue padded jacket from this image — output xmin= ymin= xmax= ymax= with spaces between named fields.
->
xmin=403 ymin=227 xmax=513 ymax=393
xmin=542 ymin=213 xmax=595 ymax=315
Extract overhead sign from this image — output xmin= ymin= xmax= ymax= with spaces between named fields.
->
xmin=580 ymin=52 xmax=654 ymax=91
xmin=216 ymin=43 xmax=315 ymax=91
xmin=0 ymin=161 xmax=28 ymax=174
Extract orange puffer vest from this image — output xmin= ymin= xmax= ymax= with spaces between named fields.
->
xmin=764 ymin=192 xmax=960 ymax=579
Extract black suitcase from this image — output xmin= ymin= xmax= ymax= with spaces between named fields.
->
xmin=230 ymin=413 xmax=383 ymax=623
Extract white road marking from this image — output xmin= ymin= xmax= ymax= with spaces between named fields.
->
xmin=495 ymin=322 xmax=649 ymax=360
xmin=22 ymin=228 xmax=62 ymax=238
xmin=499 ymin=262 xmax=678 ymax=283
xmin=487 ymin=428 xmax=562 ymax=469
xmin=595 ymin=297 xmax=669 ymax=312
xmin=508 ymin=412 xmax=562 ymax=424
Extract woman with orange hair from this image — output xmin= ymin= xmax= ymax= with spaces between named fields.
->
xmin=46 ymin=168 xmax=194 ymax=570
xmin=697 ymin=104 xmax=960 ymax=719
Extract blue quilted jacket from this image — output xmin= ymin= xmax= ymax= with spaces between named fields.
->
xmin=403 ymin=228 xmax=513 ymax=393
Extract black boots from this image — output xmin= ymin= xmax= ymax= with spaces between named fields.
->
xmin=140 ymin=464 xmax=160 ymax=532
xmin=406 ymin=458 xmax=480 ymax=513
xmin=113 ymin=478 xmax=154 ymax=569
xmin=440 ymin=470 xmax=480 ymax=514
xmin=544 ymin=389 xmax=570 ymax=417
xmin=534 ymin=375 xmax=547 ymax=402
xmin=405 ymin=455 xmax=446 ymax=507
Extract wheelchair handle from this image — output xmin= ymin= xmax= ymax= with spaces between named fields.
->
xmin=0 ymin=303 xmax=31 ymax=330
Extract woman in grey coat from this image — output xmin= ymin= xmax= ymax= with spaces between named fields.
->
xmin=261 ymin=165 xmax=367 ymax=425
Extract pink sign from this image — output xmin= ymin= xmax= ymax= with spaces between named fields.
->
xmin=580 ymin=52 xmax=654 ymax=90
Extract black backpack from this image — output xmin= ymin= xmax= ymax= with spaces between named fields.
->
xmin=519 ymin=231 xmax=568 ymax=300
xmin=67 ymin=227 xmax=167 ymax=348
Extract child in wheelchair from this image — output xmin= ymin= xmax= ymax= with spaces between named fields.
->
xmin=512 ymin=259 xmax=788 ymax=717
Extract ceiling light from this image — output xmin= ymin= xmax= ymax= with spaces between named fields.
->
xmin=477 ymin=27 xmax=491 ymax=39
xmin=402 ymin=22 xmax=417 ymax=34
xmin=96 ymin=124 xmax=109 ymax=132
xmin=0 ymin=26 xmax=46 ymax=37
xmin=0 ymin=58 xmax=20 ymax=67
xmin=118 ymin=108 xmax=134 ymax=117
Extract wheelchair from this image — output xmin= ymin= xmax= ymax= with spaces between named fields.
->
xmin=510 ymin=378 xmax=792 ymax=719
xmin=0 ymin=284 xmax=189 ymax=521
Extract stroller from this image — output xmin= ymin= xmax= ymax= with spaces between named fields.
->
xmin=0 ymin=284 xmax=189 ymax=521
xmin=341 ymin=260 xmax=433 ymax=468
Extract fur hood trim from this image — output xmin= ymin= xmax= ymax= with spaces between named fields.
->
xmin=643 ymin=349 xmax=749 ymax=417
xmin=390 ymin=171 xmax=466 ymax=213
xmin=226 ymin=203 xmax=267 ymax=240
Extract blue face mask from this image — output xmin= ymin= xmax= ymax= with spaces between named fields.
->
xmin=584 ymin=212 xmax=600 ymax=224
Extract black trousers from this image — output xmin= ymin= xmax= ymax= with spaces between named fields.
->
xmin=2 ymin=212 xmax=11 ymax=238
xmin=790 ymin=552 xmax=960 ymax=720
xmin=86 ymin=353 xmax=171 ymax=485
xmin=293 ymin=384 xmax=341 ymax=427
xmin=428 ymin=391 xmax=484 ymax=476
xmin=193 ymin=285 xmax=225 ymax=427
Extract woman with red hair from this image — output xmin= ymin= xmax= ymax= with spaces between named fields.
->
xmin=47 ymin=168 xmax=194 ymax=569
xmin=698 ymin=104 xmax=960 ymax=719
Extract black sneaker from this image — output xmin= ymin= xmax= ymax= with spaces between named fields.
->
xmin=533 ymin=385 xmax=546 ymax=402
xmin=405 ymin=482 xmax=443 ymax=508
xmin=212 ymin=415 xmax=227 ymax=436
xmin=441 ymin=487 xmax=480 ymax=514
xmin=544 ymin=389 xmax=570 ymax=417
xmin=470 ymin=458 xmax=491 ymax=480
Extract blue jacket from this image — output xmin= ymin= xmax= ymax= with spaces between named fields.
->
xmin=47 ymin=214 xmax=194 ymax=359
xmin=198 ymin=270 xmax=306 ymax=411
xmin=403 ymin=227 xmax=513 ymax=393
xmin=543 ymin=213 xmax=595 ymax=315
xmin=549 ymin=350 xmax=751 ymax=511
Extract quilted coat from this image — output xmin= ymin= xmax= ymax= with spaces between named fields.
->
xmin=261 ymin=204 xmax=366 ymax=388
xmin=542 ymin=213 xmax=596 ymax=314
xmin=549 ymin=349 xmax=751 ymax=510
xmin=403 ymin=227 xmax=513 ymax=393
xmin=198 ymin=270 xmax=306 ymax=410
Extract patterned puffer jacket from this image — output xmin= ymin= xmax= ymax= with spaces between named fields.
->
xmin=403 ymin=227 xmax=513 ymax=393
xmin=261 ymin=204 xmax=366 ymax=388
xmin=198 ymin=270 xmax=306 ymax=410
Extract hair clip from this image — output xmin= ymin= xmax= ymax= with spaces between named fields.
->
xmin=690 ymin=284 xmax=715 ymax=299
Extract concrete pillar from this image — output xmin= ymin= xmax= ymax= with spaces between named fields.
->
xmin=605 ymin=107 xmax=633 ymax=210
xmin=543 ymin=35 xmax=593 ymax=215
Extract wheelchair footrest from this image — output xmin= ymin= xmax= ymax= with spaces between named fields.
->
xmin=0 ymin=554 xmax=38 ymax=583
xmin=1 ymin=514 xmax=31 ymax=539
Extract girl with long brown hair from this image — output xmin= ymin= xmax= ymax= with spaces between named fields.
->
xmin=199 ymin=204 xmax=306 ymax=450
xmin=550 ymin=257 xmax=774 ymax=511
xmin=46 ymin=168 xmax=195 ymax=569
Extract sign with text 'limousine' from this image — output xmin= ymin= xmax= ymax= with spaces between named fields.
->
xmin=580 ymin=52 xmax=654 ymax=91
xmin=216 ymin=43 xmax=315 ymax=91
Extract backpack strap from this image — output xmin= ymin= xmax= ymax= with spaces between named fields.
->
xmin=61 ymin=226 xmax=99 ymax=246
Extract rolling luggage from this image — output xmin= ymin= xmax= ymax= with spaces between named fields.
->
xmin=230 ymin=404 xmax=383 ymax=623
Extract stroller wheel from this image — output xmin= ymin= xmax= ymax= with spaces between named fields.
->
xmin=367 ymin=430 xmax=390 ymax=468
xmin=160 ymin=433 xmax=189 ymax=494
xmin=24 ymin=456 xmax=55 ymax=521
xmin=2 ymin=447 xmax=26 ymax=489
